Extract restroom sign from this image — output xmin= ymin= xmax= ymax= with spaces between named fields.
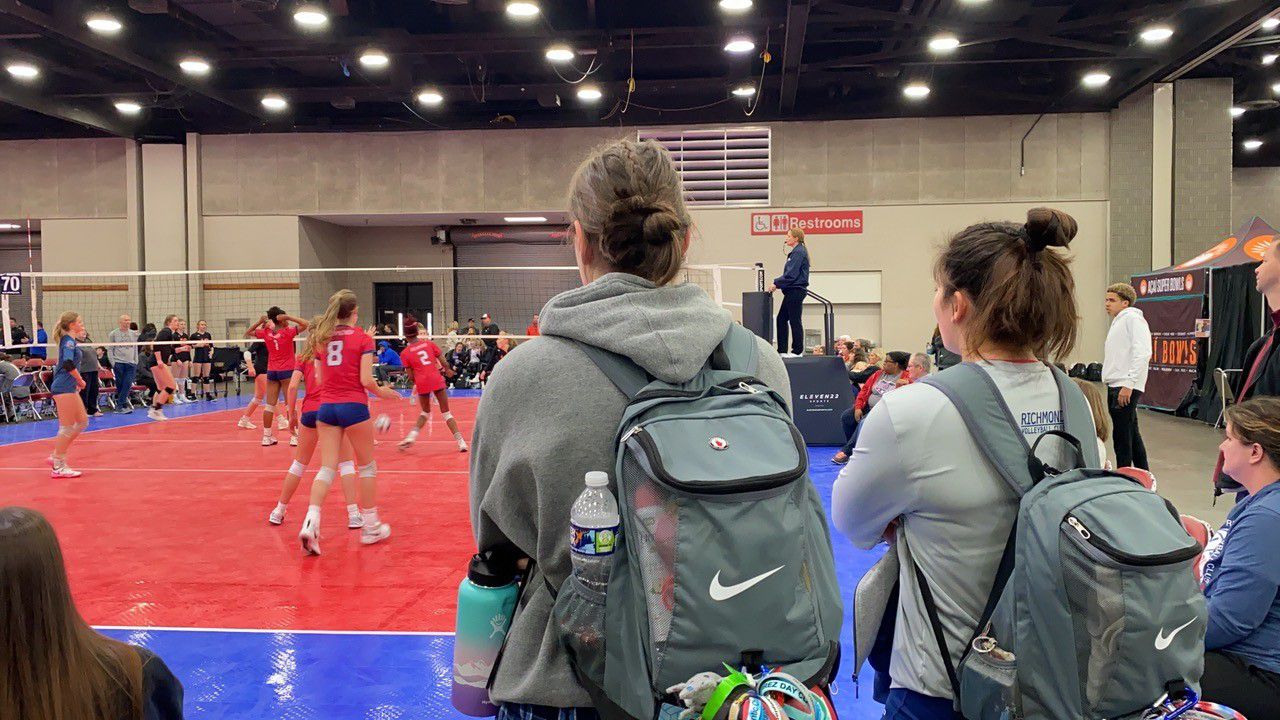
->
xmin=751 ymin=210 xmax=864 ymax=235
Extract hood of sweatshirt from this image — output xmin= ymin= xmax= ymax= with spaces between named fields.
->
xmin=538 ymin=272 xmax=732 ymax=384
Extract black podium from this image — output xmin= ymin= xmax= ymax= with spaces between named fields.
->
xmin=783 ymin=355 xmax=854 ymax=446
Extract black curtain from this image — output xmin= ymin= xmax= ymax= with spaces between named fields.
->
xmin=1194 ymin=263 xmax=1264 ymax=422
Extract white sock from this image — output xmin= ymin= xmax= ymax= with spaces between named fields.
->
xmin=361 ymin=507 xmax=379 ymax=527
xmin=306 ymin=505 xmax=321 ymax=524
xmin=406 ymin=429 xmax=419 ymax=439
xmin=275 ymin=501 xmax=287 ymax=514
xmin=454 ymin=431 xmax=464 ymax=441
xmin=346 ymin=503 xmax=359 ymax=517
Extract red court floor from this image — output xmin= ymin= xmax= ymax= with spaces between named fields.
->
xmin=1 ymin=395 xmax=478 ymax=632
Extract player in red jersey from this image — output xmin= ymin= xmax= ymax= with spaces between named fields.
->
xmin=297 ymin=290 xmax=400 ymax=555
xmin=397 ymin=320 xmax=468 ymax=452
xmin=268 ymin=339 xmax=362 ymax=530
xmin=244 ymin=306 xmax=308 ymax=447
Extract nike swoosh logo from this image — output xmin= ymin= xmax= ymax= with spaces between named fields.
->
xmin=709 ymin=566 xmax=786 ymax=602
xmin=1154 ymin=617 xmax=1198 ymax=650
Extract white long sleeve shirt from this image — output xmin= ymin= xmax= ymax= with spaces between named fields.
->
xmin=1102 ymin=306 xmax=1152 ymax=391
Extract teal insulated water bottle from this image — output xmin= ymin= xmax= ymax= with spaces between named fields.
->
xmin=452 ymin=552 xmax=520 ymax=717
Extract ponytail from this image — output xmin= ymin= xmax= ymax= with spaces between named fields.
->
xmin=51 ymin=311 xmax=79 ymax=345
xmin=303 ymin=290 xmax=357 ymax=362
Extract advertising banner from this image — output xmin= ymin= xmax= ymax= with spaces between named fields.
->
xmin=1132 ymin=268 xmax=1209 ymax=410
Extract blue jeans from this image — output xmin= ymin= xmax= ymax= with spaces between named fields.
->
xmin=114 ymin=362 xmax=136 ymax=408
xmin=883 ymin=689 xmax=961 ymax=720
xmin=496 ymin=705 xmax=600 ymax=720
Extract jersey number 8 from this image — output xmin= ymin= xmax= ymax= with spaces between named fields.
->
xmin=326 ymin=340 xmax=344 ymax=367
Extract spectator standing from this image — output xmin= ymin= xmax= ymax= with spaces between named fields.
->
xmin=480 ymin=313 xmax=500 ymax=349
xmin=1102 ymin=283 xmax=1152 ymax=470
xmin=445 ymin=321 xmax=462 ymax=348
xmin=525 ymin=313 xmax=540 ymax=337
xmin=1199 ymin=397 xmax=1280 ymax=720
xmin=766 ymin=227 xmax=810 ymax=356
xmin=29 ymin=321 xmax=47 ymax=360
xmin=77 ymin=329 xmax=102 ymax=417
xmin=928 ymin=326 xmax=962 ymax=372
xmin=465 ymin=318 xmax=478 ymax=336
xmin=0 ymin=506 xmax=185 ymax=720
xmin=109 ymin=315 xmax=140 ymax=414
xmin=1238 ymin=238 xmax=1280 ymax=402
xmin=7 ymin=318 xmax=30 ymax=352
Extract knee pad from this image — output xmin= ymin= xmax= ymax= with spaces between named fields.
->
xmin=441 ymin=411 xmax=454 ymax=421
xmin=314 ymin=466 xmax=335 ymax=484
xmin=73 ymin=421 xmax=88 ymax=433
xmin=288 ymin=460 xmax=306 ymax=476
xmin=165 ymin=386 xmax=177 ymax=395
xmin=57 ymin=424 xmax=76 ymax=437
xmin=358 ymin=461 xmax=377 ymax=478
xmin=419 ymin=411 xmax=431 ymax=421
xmin=338 ymin=460 xmax=356 ymax=477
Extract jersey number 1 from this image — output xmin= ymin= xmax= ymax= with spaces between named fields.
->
xmin=326 ymin=340 xmax=344 ymax=367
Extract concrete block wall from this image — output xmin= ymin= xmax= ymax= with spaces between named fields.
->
xmin=0 ymin=138 xmax=127 ymax=219
xmin=1109 ymin=87 xmax=1154 ymax=283
xmin=1232 ymin=167 xmax=1280 ymax=229
xmin=1173 ymin=78 xmax=1233 ymax=263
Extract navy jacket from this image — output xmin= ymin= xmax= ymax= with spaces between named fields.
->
xmin=774 ymin=243 xmax=810 ymax=290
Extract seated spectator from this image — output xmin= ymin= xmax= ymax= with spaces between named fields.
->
xmin=96 ymin=345 xmax=112 ymax=371
xmin=478 ymin=333 xmax=514 ymax=384
xmin=0 ymin=506 xmax=184 ymax=720
xmin=0 ymin=353 xmax=20 ymax=404
xmin=377 ymin=341 xmax=403 ymax=367
xmin=465 ymin=318 xmax=478 ymax=336
xmin=445 ymin=321 xmax=461 ymax=348
xmin=837 ymin=340 xmax=856 ymax=369
xmin=1199 ymin=397 xmax=1280 ymax=720
xmin=812 ymin=344 xmax=826 ymax=356
xmin=832 ymin=351 xmax=912 ymax=465
xmin=906 ymin=352 xmax=931 ymax=382
xmin=448 ymin=342 xmax=469 ymax=373
xmin=928 ymin=325 xmax=962 ymax=372
xmin=1071 ymin=378 xmax=1113 ymax=470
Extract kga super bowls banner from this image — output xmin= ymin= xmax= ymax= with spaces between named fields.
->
xmin=1131 ymin=268 xmax=1208 ymax=410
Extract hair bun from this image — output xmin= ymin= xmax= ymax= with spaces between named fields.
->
xmin=1023 ymin=208 xmax=1077 ymax=253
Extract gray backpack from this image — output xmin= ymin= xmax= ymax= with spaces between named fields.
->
xmin=553 ymin=324 xmax=843 ymax=720
xmin=916 ymin=364 xmax=1206 ymax=719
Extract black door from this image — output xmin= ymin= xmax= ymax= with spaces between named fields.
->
xmin=374 ymin=282 xmax=434 ymax=334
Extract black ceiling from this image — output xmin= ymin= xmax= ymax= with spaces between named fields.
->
xmin=0 ymin=0 xmax=1275 ymax=161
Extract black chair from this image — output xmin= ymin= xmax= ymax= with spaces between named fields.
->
xmin=210 ymin=346 xmax=244 ymax=398
xmin=1069 ymin=363 xmax=1087 ymax=379
xmin=1085 ymin=362 xmax=1103 ymax=382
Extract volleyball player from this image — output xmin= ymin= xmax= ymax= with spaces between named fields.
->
xmin=169 ymin=319 xmax=191 ymax=404
xmin=298 ymin=289 xmax=400 ymax=555
xmin=244 ymin=307 xmax=308 ymax=446
xmin=48 ymin=312 xmax=88 ymax=477
xmin=147 ymin=315 xmax=180 ymax=422
xmin=269 ymin=336 xmax=363 ymax=529
xmin=190 ymin=320 xmax=213 ymax=401
xmin=398 ymin=320 xmax=467 ymax=452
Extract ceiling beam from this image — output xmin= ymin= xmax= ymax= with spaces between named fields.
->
xmin=778 ymin=0 xmax=811 ymax=115
xmin=0 ymin=80 xmax=134 ymax=137
xmin=0 ymin=0 xmax=268 ymax=121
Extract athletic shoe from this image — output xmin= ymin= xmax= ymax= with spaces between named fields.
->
xmin=457 ymin=438 xmax=469 ymax=453
xmin=237 ymin=417 xmax=257 ymax=430
xmin=51 ymin=466 xmax=82 ymax=478
xmin=172 ymin=394 xmax=185 ymax=405
xmin=277 ymin=415 xmax=289 ymax=431
xmin=299 ymin=517 xmax=321 ymax=555
xmin=115 ymin=406 xmax=132 ymax=414
xmin=148 ymin=408 xmax=168 ymax=422
xmin=398 ymin=435 xmax=416 ymax=450
xmin=269 ymin=507 xmax=285 ymax=525
xmin=347 ymin=513 xmax=364 ymax=529
xmin=289 ymin=433 xmax=298 ymax=447
xmin=261 ymin=436 xmax=278 ymax=447
xmin=360 ymin=522 xmax=391 ymax=546
xmin=46 ymin=455 xmax=56 ymax=468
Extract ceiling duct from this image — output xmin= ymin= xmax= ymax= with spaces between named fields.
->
xmin=127 ymin=0 xmax=170 ymax=12
xmin=234 ymin=0 xmax=280 ymax=11
xmin=449 ymin=225 xmax=569 ymax=245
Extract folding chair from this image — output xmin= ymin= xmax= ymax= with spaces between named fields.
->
xmin=98 ymin=368 xmax=118 ymax=410
xmin=11 ymin=373 xmax=49 ymax=420
xmin=1214 ymin=368 xmax=1239 ymax=429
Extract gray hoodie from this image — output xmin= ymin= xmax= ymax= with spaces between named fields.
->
xmin=469 ymin=272 xmax=791 ymax=708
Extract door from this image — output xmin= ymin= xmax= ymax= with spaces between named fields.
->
xmin=374 ymin=282 xmax=434 ymax=335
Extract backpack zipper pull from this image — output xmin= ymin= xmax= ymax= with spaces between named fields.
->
xmin=1067 ymin=516 xmax=1091 ymax=540
xmin=738 ymin=381 xmax=760 ymax=394
xmin=621 ymin=426 xmax=643 ymax=443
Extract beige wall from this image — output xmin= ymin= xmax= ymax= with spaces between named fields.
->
xmin=0 ymin=139 xmax=127 ymax=219
xmin=1232 ymin=167 xmax=1280 ymax=229
xmin=689 ymin=200 xmax=1111 ymax=363
xmin=39 ymin=218 xmax=136 ymax=340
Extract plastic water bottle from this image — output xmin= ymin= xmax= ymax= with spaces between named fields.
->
xmin=451 ymin=553 xmax=520 ymax=717
xmin=570 ymin=471 xmax=620 ymax=593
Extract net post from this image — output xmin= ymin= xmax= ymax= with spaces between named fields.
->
xmin=711 ymin=266 xmax=724 ymax=307
xmin=398 ymin=313 xmax=404 ymax=339
xmin=1 ymin=294 xmax=11 ymax=348
xmin=754 ymin=262 xmax=766 ymax=291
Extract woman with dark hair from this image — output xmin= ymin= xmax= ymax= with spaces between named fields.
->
xmin=469 ymin=139 xmax=791 ymax=719
xmin=0 ymin=506 xmax=183 ymax=720
xmin=765 ymin=227 xmax=810 ymax=356
xmin=831 ymin=350 xmax=913 ymax=465
xmin=397 ymin=321 xmax=467 ymax=452
xmin=832 ymin=209 xmax=1089 ymax=719
xmin=245 ymin=307 xmax=309 ymax=447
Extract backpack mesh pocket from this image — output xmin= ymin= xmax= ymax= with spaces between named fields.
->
xmin=553 ymin=576 xmax=608 ymax=688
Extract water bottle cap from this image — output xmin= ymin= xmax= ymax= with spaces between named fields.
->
xmin=468 ymin=552 xmax=519 ymax=588
xmin=585 ymin=471 xmax=609 ymax=488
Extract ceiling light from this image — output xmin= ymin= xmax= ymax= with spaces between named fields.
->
xmin=732 ymin=84 xmax=756 ymax=97
xmin=1273 ymin=82 xmax=1280 ymax=94
xmin=359 ymin=49 xmax=389 ymax=68
xmin=506 ymin=2 xmax=540 ymax=18
xmin=1264 ymin=17 xmax=1280 ymax=30
xmin=545 ymin=44 xmax=575 ymax=63
xmin=1264 ymin=54 xmax=1278 ymax=66
xmin=416 ymin=89 xmax=444 ymax=106
xmin=719 ymin=0 xmax=753 ymax=11
xmin=928 ymin=35 xmax=960 ymax=53
xmin=179 ymin=57 xmax=211 ymax=75
xmin=1139 ymin=26 xmax=1174 ymax=44
xmin=903 ymin=82 xmax=930 ymax=99
xmin=114 ymin=100 xmax=142 ymax=115
xmin=504 ymin=216 xmax=548 ymax=223
xmin=1082 ymin=71 xmax=1111 ymax=88
xmin=261 ymin=94 xmax=288 ymax=111
xmin=1231 ymin=106 xmax=1247 ymax=118
xmin=577 ymin=85 xmax=603 ymax=101
xmin=1243 ymin=139 xmax=1264 ymax=151
xmin=293 ymin=4 xmax=328 ymax=27
xmin=5 ymin=62 xmax=38 ymax=80
xmin=724 ymin=38 xmax=756 ymax=54
xmin=85 ymin=12 xmax=123 ymax=34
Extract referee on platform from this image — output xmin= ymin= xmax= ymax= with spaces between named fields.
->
xmin=766 ymin=227 xmax=810 ymax=356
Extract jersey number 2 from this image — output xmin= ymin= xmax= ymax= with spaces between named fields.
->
xmin=326 ymin=341 xmax=344 ymax=367
xmin=417 ymin=350 xmax=431 ymax=367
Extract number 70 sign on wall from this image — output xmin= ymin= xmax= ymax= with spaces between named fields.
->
xmin=751 ymin=210 xmax=864 ymax=235
xmin=0 ymin=274 xmax=20 ymax=295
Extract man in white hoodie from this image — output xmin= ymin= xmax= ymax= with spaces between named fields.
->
xmin=1103 ymin=282 xmax=1152 ymax=469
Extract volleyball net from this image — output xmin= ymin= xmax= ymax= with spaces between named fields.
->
xmin=0 ymin=264 xmax=760 ymax=352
